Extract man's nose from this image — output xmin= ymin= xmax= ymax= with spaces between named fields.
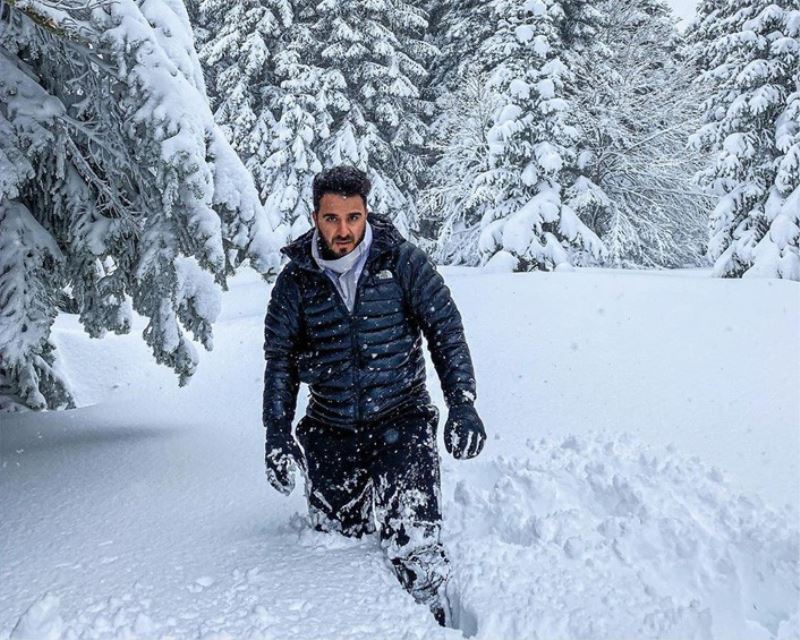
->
xmin=336 ymin=220 xmax=348 ymax=236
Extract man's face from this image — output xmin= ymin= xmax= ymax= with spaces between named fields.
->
xmin=313 ymin=193 xmax=368 ymax=257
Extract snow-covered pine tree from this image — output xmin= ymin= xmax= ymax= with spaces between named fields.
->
xmin=424 ymin=0 xmax=496 ymax=99
xmin=417 ymin=0 xmax=497 ymax=250
xmin=687 ymin=0 xmax=800 ymax=279
xmin=197 ymin=0 xmax=292 ymax=198
xmin=296 ymin=0 xmax=438 ymax=237
xmin=571 ymin=0 xmax=712 ymax=268
xmin=474 ymin=0 xmax=606 ymax=271
xmin=0 ymin=0 xmax=283 ymax=412
xmin=183 ymin=0 xmax=207 ymax=49
xmin=421 ymin=72 xmax=502 ymax=265
xmin=256 ymin=8 xmax=348 ymax=240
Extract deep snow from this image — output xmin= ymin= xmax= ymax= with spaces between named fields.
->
xmin=1 ymin=267 xmax=798 ymax=639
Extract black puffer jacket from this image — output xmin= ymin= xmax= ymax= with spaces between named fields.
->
xmin=262 ymin=214 xmax=476 ymax=432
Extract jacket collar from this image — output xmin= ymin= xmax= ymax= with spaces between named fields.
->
xmin=281 ymin=213 xmax=405 ymax=272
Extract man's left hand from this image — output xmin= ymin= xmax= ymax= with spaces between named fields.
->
xmin=444 ymin=404 xmax=486 ymax=460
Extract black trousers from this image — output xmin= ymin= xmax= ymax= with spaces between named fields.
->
xmin=295 ymin=403 xmax=450 ymax=606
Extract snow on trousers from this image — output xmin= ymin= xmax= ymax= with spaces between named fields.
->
xmin=296 ymin=403 xmax=450 ymax=606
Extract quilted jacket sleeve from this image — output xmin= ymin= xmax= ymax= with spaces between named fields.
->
xmin=263 ymin=268 xmax=302 ymax=434
xmin=400 ymin=243 xmax=477 ymax=408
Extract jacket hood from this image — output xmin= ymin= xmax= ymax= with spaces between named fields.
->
xmin=281 ymin=213 xmax=405 ymax=271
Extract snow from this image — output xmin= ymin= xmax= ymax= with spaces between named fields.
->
xmin=0 ymin=201 xmax=65 ymax=409
xmin=533 ymin=140 xmax=562 ymax=173
xmin=522 ymin=1 xmax=546 ymax=17
xmin=492 ymin=104 xmax=522 ymax=128
xmin=507 ymin=78 xmax=530 ymax=99
xmin=1 ymin=267 xmax=798 ymax=639
xmin=665 ymin=0 xmax=699 ymax=31
xmin=536 ymin=78 xmax=556 ymax=100
xmin=449 ymin=441 xmax=797 ymax=639
xmin=481 ymin=251 xmax=519 ymax=273
xmin=175 ymin=256 xmax=222 ymax=325
xmin=8 ymin=594 xmax=62 ymax=640
xmin=532 ymin=34 xmax=550 ymax=57
xmin=514 ymin=25 xmax=534 ymax=44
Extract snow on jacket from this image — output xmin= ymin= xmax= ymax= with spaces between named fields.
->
xmin=262 ymin=214 xmax=477 ymax=432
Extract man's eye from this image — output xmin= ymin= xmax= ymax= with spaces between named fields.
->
xmin=349 ymin=214 xmax=361 ymax=222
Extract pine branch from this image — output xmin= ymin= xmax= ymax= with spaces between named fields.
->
xmin=5 ymin=0 xmax=94 ymax=44
xmin=4 ymin=0 xmax=115 ymax=73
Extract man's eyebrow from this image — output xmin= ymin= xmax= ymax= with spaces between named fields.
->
xmin=321 ymin=210 xmax=362 ymax=217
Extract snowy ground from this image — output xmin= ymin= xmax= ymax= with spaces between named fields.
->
xmin=1 ymin=267 xmax=798 ymax=640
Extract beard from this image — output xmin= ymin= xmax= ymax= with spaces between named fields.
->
xmin=319 ymin=225 xmax=366 ymax=259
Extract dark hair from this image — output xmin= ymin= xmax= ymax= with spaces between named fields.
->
xmin=312 ymin=165 xmax=371 ymax=212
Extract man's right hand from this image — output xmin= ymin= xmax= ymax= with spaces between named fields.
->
xmin=444 ymin=403 xmax=486 ymax=460
xmin=265 ymin=429 xmax=302 ymax=495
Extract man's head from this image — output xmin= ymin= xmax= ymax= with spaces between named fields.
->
xmin=312 ymin=165 xmax=371 ymax=258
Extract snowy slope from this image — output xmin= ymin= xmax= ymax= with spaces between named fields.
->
xmin=1 ymin=267 xmax=798 ymax=640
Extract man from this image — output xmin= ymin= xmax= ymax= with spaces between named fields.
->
xmin=262 ymin=165 xmax=485 ymax=626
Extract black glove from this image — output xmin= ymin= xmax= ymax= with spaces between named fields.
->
xmin=265 ymin=427 xmax=302 ymax=495
xmin=444 ymin=403 xmax=486 ymax=459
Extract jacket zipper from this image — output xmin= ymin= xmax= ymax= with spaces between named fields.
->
xmin=314 ymin=260 xmax=374 ymax=424
xmin=350 ymin=260 xmax=375 ymax=424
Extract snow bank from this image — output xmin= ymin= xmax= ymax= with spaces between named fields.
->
xmin=444 ymin=433 xmax=798 ymax=640
xmin=7 ymin=595 xmax=62 ymax=640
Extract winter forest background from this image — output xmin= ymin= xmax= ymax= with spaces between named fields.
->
xmin=1 ymin=0 xmax=799 ymax=412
